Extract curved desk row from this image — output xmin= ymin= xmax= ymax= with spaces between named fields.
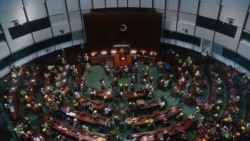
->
xmin=76 ymin=96 xmax=114 ymax=113
xmin=124 ymin=91 xmax=147 ymax=100
xmin=200 ymin=65 xmax=219 ymax=114
xmin=219 ymin=64 xmax=239 ymax=119
xmin=171 ymin=66 xmax=185 ymax=97
xmin=130 ymin=118 xmax=192 ymax=141
xmin=183 ymin=65 xmax=206 ymax=106
xmin=91 ymin=87 xmax=151 ymax=101
xmin=60 ymin=106 xmax=111 ymax=126
xmin=125 ymin=105 xmax=181 ymax=126
xmin=45 ymin=115 xmax=108 ymax=141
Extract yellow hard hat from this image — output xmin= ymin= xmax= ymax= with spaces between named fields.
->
xmin=42 ymin=128 xmax=46 ymax=132
xmin=26 ymin=103 xmax=31 ymax=108
xmin=241 ymin=126 xmax=246 ymax=130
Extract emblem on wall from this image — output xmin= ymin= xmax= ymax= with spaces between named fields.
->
xmin=120 ymin=24 xmax=127 ymax=32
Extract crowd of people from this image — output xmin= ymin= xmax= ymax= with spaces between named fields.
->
xmin=1 ymin=47 xmax=250 ymax=141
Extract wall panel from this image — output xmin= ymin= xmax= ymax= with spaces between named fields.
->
xmin=153 ymin=0 xmax=165 ymax=10
xmin=69 ymin=11 xmax=81 ymax=21
xmin=141 ymin=0 xmax=153 ymax=8
xmin=80 ymin=0 xmax=93 ymax=10
xmin=177 ymin=22 xmax=195 ymax=35
xmin=70 ymin=21 xmax=83 ymax=31
xmin=179 ymin=0 xmax=198 ymax=14
xmin=165 ymin=10 xmax=178 ymax=20
xmin=164 ymin=20 xmax=177 ymax=31
xmin=32 ymin=28 xmax=53 ymax=43
xmin=50 ymin=14 xmax=70 ymax=37
xmin=221 ymin=0 xmax=249 ymax=10
xmin=128 ymin=0 xmax=140 ymax=7
xmin=50 ymin=13 xmax=68 ymax=25
xmin=66 ymin=0 xmax=80 ymax=12
xmin=93 ymin=0 xmax=105 ymax=9
xmin=219 ymin=7 xmax=248 ymax=27
xmin=46 ymin=0 xmax=66 ymax=16
xmin=23 ymin=0 xmax=45 ymax=6
xmin=106 ymin=0 xmax=118 ymax=8
xmin=8 ymin=34 xmax=34 ymax=53
xmin=25 ymin=4 xmax=47 ymax=21
xmin=214 ymin=27 xmax=243 ymax=51
xmin=118 ymin=0 xmax=128 ymax=7
xmin=219 ymin=0 xmax=249 ymax=27
xmin=51 ymin=22 xmax=70 ymax=37
xmin=0 ymin=9 xmax=27 ymax=29
xmin=195 ymin=26 xmax=214 ymax=41
xmin=200 ymin=0 xmax=221 ymax=4
xmin=166 ymin=0 xmax=179 ymax=11
xmin=178 ymin=12 xmax=196 ymax=25
xmin=0 ymin=0 xmax=23 ymax=13
xmin=0 ymin=42 xmax=11 ymax=60
xmin=69 ymin=11 xmax=82 ymax=32
xmin=238 ymin=40 xmax=250 ymax=60
xmin=199 ymin=1 xmax=220 ymax=19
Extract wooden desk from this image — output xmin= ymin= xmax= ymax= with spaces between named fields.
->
xmin=183 ymin=66 xmax=208 ymax=107
xmin=45 ymin=116 xmax=108 ymax=141
xmin=139 ymin=98 xmax=161 ymax=110
xmin=96 ymin=90 xmax=115 ymax=99
xmin=124 ymin=91 xmax=146 ymax=100
xmin=77 ymin=96 xmax=114 ymax=112
xmin=130 ymin=118 xmax=192 ymax=140
xmin=89 ymin=88 xmax=115 ymax=100
xmin=171 ymin=67 xmax=185 ymax=97
xmin=5 ymin=95 xmax=18 ymax=119
xmin=200 ymin=66 xmax=219 ymax=114
xmin=137 ymin=55 xmax=156 ymax=64
xmin=125 ymin=106 xmax=181 ymax=126
xmin=113 ymin=54 xmax=132 ymax=67
xmin=90 ymin=55 xmax=113 ymax=66
xmin=60 ymin=106 xmax=111 ymax=126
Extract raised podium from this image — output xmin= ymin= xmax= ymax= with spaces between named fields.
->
xmin=113 ymin=54 xmax=132 ymax=67
xmin=113 ymin=44 xmax=132 ymax=67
